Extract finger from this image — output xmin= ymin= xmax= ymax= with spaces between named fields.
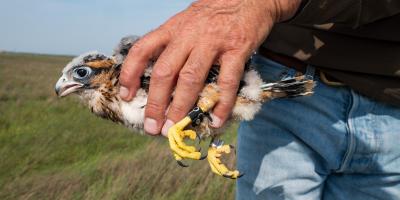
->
xmin=165 ymin=47 xmax=217 ymax=124
xmin=144 ymin=42 xmax=191 ymax=135
xmin=119 ymin=30 xmax=169 ymax=101
xmin=211 ymin=52 xmax=246 ymax=128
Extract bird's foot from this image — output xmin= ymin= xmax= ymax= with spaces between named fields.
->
xmin=207 ymin=139 xmax=243 ymax=179
xmin=167 ymin=117 xmax=206 ymax=167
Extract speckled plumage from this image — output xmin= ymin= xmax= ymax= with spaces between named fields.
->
xmin=56 ymin=36 xmax=314 ymax=138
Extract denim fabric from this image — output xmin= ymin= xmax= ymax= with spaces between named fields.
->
xmin=236 ymin=54 xmax=400 ymax=200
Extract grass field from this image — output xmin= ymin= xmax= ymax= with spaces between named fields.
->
xmin=0 ymin=52 xmax=237 ymax=200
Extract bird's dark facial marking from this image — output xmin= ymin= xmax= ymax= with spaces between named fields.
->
xmin=70 ymin=65 xmax=110 ymax=90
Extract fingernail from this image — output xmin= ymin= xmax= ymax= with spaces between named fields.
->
xmin=210 ymin=113 xmax=222 ymax=128
xmin=144 ymin=118 xmax=159 ymax=135
xmin=119 ymin=86 xmax=129 ymax=99
xmin=161 ymin=119 xmax=174 ymax=137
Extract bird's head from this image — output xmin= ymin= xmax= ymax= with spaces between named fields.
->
xmin=55 ymin=52 xmax=119 ymax=97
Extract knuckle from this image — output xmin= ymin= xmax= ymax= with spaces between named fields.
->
xmin=179 ymin=67 xmax=203 ymax=86
xmin=218 ymin=76 xmax=239 ymax=90
xmin=169 ymin=103 xmax=189 ymax=117
xmin=225 ymin=33 xmax=256 ymax=50
xmin=158 ymin=24 xmax=174 ymax=37
xmin=234 ymin=34 xmax=250 ymax=44
xmin=152 ymin=63 xmax=175 ymax=81
xmin=119 ymin=68 xmax=134 ymax=85
xmin=214 ymin=100 xmax=234 ymax=118
xmin=217 ymin=99 xmax=234 ymax=108
xmin=129 ymin=40 xmax=149 ymax=57
xmin=145 ymin=101 xmax=165 ymax=117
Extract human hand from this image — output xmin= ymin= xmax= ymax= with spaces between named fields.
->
xmin=119 ymin=0 xmax=302 ymax=136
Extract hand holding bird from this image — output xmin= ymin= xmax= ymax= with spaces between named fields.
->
xmin=118 ymin=0 xmax=303 ymax=136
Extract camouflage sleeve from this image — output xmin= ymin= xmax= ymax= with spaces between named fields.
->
xmin=287 ymin=0 xmax=400 ymax=28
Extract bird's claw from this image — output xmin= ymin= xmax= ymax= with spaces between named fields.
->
xmin=167 ymin=105 xmax=242 ymax=179
xmin=207 ymin=140 xmax=243 ymax=179
xmin=168 ymin=117 xmax=205 ymax=166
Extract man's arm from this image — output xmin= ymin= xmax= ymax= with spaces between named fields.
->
xmin=119 ymin=0 xmax=302 ymax=136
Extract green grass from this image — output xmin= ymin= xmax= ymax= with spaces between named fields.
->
xmin=0 ymin=52 xmax=237 ymax=200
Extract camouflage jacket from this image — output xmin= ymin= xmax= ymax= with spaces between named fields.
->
xmin=263 ymin=0 xmax=400 ymax=106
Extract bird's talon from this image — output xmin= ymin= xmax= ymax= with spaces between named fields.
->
xmin=229 ymin=144 xmax=237 ymax=154
xmin=200 ymin=152 xmax=208 ymax=160
xmin=177 ymin=160 xmax=189 ymax=167
xmin=223 ymin=174 xmax=235 ymax=179
xmin=196 ymin=134 xmax=202 ymax=144
xmin=222 ymin=172 xmax=243 ymax=179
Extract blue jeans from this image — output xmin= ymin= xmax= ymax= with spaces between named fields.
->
xmin=236 ymin=54 xmax=400 ymax=200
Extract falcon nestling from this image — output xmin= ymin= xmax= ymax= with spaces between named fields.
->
xmin=55 ymin=36 xmax=314 ymax=179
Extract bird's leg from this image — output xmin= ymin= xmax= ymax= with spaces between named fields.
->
xmin=167 ymin=84 xmax=219 ymax=166
xmin=207 ymin=137 xmax=243 ymax=179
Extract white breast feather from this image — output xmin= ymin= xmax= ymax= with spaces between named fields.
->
xmin=232 ymin=102 xmax=262 ymax=121
xmin=239 ymin=70 xmax=263 ymax=101
xmin=120 ymin=89 xmax=147 ymax=129
xmin=232 ymin=70 xmax=264 ymax=121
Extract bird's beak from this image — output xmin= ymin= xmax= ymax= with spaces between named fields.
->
xmin=55 ymin=75 xmax=84 ymax=97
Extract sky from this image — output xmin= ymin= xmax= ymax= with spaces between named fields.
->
xmin=0 ymin=0 xmax=193 ymax=55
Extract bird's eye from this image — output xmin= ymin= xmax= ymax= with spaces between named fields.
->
xmin=73 ymin=67 xmax=92 ymax=79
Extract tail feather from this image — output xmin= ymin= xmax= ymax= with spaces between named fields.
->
xmin=261 ymin=76 xmax=315 ymax=99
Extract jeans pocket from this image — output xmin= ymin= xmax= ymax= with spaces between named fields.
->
xmin=251 ymin=54 xmax=293 ymax=83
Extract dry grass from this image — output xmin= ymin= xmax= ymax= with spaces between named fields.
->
xmin=0 ymin=52 xmax=236 ymax=200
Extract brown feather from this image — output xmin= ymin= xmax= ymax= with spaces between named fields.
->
xmin=85 ymin=59 xmax=115 ymax=69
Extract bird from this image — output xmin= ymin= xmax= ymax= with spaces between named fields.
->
xmin=55 ymin=35 xmax=315 ymax=179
